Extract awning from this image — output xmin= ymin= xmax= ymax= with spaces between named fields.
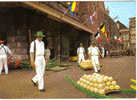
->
xmin=23 ymin=2 xmax=94 ymax=34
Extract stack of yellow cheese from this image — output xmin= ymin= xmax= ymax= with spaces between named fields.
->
xmin=79 ymin=60 xmax=93 ymax=69
xmin=69 ymin=56 xmax=78 ymax=62
xmin=77 ymin=73 xmax=120 ymax=95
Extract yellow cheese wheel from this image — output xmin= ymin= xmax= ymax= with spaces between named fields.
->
xmin=104 ymin=86 xmax=109 ymax=91
xmin=110 ymin=85 xmax=114 ymax=90
xmin=77 ymin=81 xmax=80 ymax=85
xmin=106 ymin=81 xmax=111 ymax=86
xmin=79 ymin=60 xmax=93 ymax=69
xmin=112 ymin=81 xmax=116 ymax=86
xmin=98 ymin=84 xmax=104 ymax=89
xmin=108 ymin=77 xmax=113 ymax=81
xmin=115 ymin=85 xmax=120 ymax=90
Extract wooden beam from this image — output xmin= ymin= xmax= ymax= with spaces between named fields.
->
xmin=47 ymin=15 xmax=62 ymax=22
xmin=22 ymin=2 xmax=94 ymax=34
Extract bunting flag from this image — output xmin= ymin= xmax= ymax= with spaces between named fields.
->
xmin=92 ymin=11 xmax=96 ymax=19
xmin=71 ymin=1 xmax=76 ymax=12
xmin=100 ymin=24 xmax=105 ymax=33
xmin=117 ymin=37 xmax=122 ymax=43
xmin=113 ymin=34 xmax=122 ymax=43
xmin=95 ymin=32 xmax=101 ymax=44
xmin=70 ymin=1 xmax=78 ymax=16
xmin=89 ymin=16 xmax=92 ymax=24
xmin=113 ymin=34 xmax=117 ymax=40
xmin=89 ymin=16 xmax=94 ymax=24
xmin=89 ymin=11 xmax=96 ymax=24
xmin=74 ymin=2 xmax=80 ymax=13
xmin=100 ymin=24 xmax=108 ymax=40
xmin=71 ymin=12 xmax=74 ymax=16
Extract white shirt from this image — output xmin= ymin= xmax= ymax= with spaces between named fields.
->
xmin=88 ymin=46 xmax=99 ymax=56
xmin=30 ymin=39 xmax=45 ymax=56
xmin=77 ymin=47 xmax=85 ymax=55
xmin=0 ymin=44 xmax=12 ymax=55
xmin=88 ymin=46 xmax=92 ymax=54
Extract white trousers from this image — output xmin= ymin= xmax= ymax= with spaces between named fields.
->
xmin=91 ymin=56 xmax=100 ymax=72
xmin=78 ymin=54 xmax=85 ymax=64
xmin=32 ymin=56 xmax=46 ymax=90
xmin=0 ymin=55 xmax=8 ymax=74
xmin=102 ymin=51 xmax=105 ymax=58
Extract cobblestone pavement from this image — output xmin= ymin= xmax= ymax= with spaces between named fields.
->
xmin=0 ymin=56 xmax=136 ymax=98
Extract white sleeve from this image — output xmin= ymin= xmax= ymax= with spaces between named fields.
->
xmin=88 ymin=48 xmax=90 ymax=54
xmin=77 ymin=48 xmax=79 ymax=54
xmin=30 ymin=41 xmax=34 ymax=53
xmin=5 ymin=46 xmax=12 ymax=55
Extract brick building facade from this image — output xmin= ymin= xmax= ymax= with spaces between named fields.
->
xmin=129 ymin=17 xmax=136 ymax=49
xmin=116 ymin=21 xmax=130 ymax=49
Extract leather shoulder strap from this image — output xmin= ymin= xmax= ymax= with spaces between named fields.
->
xmin=2 ymin=45 xmax=7 ymax=54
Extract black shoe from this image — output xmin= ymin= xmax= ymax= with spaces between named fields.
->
xmin=31 ymin=80 xmax=37 ymax=87
xmin=39 ymin=89 xmax=45 ymax=92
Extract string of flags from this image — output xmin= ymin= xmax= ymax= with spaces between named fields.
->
xmin=63 ymin=1 xmax=97 ymax=24
xmin=95 ymin=24 xmax=122 ymax=44
xmin=63 ymin=1 xmax=122 ymax=45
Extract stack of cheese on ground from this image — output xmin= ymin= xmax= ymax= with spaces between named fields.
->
xmin=77 ymin=73 xmax=120 ymax=95
xmin=69 ymin=56 xmax=78 ymax=62
xmin=79 ymin=60 xmax=93 ymax=69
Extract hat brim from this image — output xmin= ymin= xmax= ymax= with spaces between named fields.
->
xmin=35 ymin=35 xmax=45 ymax=37
xmin=90 ymin=41 xmax=96 ymax=45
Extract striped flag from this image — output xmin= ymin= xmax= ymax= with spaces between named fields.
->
xmin=89 ymin=11 xmax=96 ymax=24
xmin=95 ymin=32 xmax=101 ymax=44
xmin=74 ymin=2 xmax=79 ymax=13
xmin=100 ymin=24 xmax=108 ymax=40
xmin=71 ymin=1 xmax=76 ymax=12
xmin=113 ymin=34 xmax=117 ymax=40
xmin=70 ymin=1 xmax=79 ymax=16
xmin=100 ymin=25 xmax=105 ymax=33
xmin=89 ymin=16 xmax=92 ymax=24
